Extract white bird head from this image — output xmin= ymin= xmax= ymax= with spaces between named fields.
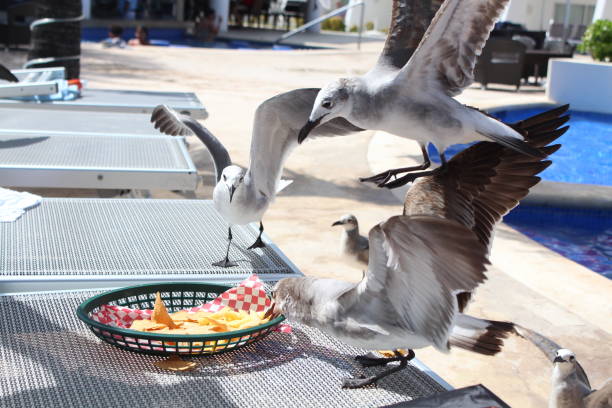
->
xmin=331 ymin=214 xmax=359 ymax=231
xmin=220 ymin=165 xmax=245 ymax=203
xmin=553 ymin=349 xmax=578 ymax=374
xmin=298 ymin=79 xmax=354 ymax=144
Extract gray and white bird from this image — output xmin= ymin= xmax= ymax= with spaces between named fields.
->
xmin=298 ymin=0 xmax=546 ymax=188
xmin=331 ymin=214 xmax=369 ymax=268
xmin=151 ymin=93 xmax=361 ymax=267
xmin=514 ymin=326 xmax=612 ymax=408
xmin=272 ymin=104 xmax=569 ymax=388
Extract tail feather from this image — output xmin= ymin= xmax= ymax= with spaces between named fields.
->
xmin=513 ymin=104 xmax=569 ymax=130
xmin=449 ymin=315 xmax=515 ymax=356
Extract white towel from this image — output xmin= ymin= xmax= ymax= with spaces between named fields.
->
xmin=0 ymin=187 xmax=41 ymax=222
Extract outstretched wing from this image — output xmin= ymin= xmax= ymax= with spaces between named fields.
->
xmin=151 ymin=105 xmax=231 ymax=182
xmin=362 ymin=215 xmax=489 ymax=351
xmin=399 ymin=0 xmax=509 ymax=96
xmin=377 ymin=0 xmax=444 ymax=70
xmin=404 ymin=104 xmax=569 ymax=251
xmin=249 ymin=88 xmax=363 ymax=198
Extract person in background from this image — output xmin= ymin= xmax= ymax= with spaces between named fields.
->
xmin=101 ymin=25 xmax=127 ymax=48
xmin=195 ymin=8 xmax=221 ymax=42
xmin=129 ymin=25 xmax=150 ymax=46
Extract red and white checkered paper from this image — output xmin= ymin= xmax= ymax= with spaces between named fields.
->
xmin=92 ymin=274 xmax=291 ymax=333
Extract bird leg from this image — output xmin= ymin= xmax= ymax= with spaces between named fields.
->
xmin=359 ymin=144 xmax=431 ymax=186
xmin=378 ymin=152 xmax=448 ymax=189
xmin=342 ymin=350 xmax=415 ymax=389
xmin=247 ymin=221 xmax=266 ymax=250
xmin=213 ymin=227 xmax=238 ymax=268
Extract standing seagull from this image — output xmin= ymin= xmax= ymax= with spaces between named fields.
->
xmin=151 ymin=92 xmax=361 ymax=267
xmin=298 ymin=0 xmax=546 ymax=188
xmin=514 ymin=326 xmax=612 ymax=408
xmin=332 ymin=214 xmax=369 ymax=268
xmin=271 ymin=104 xmax=568 ymax=388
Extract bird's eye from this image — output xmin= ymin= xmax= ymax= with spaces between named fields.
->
xmin=223 ymin=175 xmax=227 ymax=181
xmin=570 ymin=356 xmax=575 ymax=361
xmin=322 ymin=100 xmax=333 ymax=109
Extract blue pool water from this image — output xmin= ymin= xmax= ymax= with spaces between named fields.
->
xmin=82 ymin=27 xmax=310 ymax=50
xmin=428 ymin=106 xmax=612 ymax=186
xmin=505 ymin=206 xmax=612 ymax=278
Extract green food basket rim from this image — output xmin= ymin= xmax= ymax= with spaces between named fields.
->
xmin=76 ymin=281 xmax=285 ymax=342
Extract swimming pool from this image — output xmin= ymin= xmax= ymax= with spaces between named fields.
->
xmin=504 ymin=205 xmax=612 ymax=278
xmin=82 ymin=27 xmax=312 ymax=50
xmin=428 ymin=105 xmax=612 ymax=186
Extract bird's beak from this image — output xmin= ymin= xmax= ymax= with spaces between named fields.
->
xmin=553 ymin=356 xmax=565 ymax=363
xmin=331 ymin=220 xmax=344 ymax=227
xmin=298 ymin=115 xmax=326 ymax=144
xmin=228 ymin=185 xmax=236 ymax=203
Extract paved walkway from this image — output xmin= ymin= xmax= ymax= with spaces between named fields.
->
xmin=4 ymin=41 xmax=610 ymax=407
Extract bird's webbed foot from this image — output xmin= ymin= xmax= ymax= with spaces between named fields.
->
xmin=359 ymin=164 xmax=430 ymax=187
xmin=212 ymin=257 xmax=238 ymax=268
xmin=342 ymin=350 xmax=415 ymax=389
xmin=247 ymin=236 xmax=266 ymax=250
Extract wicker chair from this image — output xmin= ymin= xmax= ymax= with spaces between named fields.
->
xmin=474 ymin=38 xmax=527 ymax=91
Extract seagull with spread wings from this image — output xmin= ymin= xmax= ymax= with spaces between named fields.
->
xmin=297 ymin=0 xmax=547 ymax=188
xmin=151 ymin=93 xmax=361 ymax=267
xmin=271 ymin=104 xmax=568 ymax=388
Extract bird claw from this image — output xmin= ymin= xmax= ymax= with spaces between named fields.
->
xmin=342 ymin=375 xmax=377 ymax=389
xmin=212 ymin=258 xmax=238 ymax=268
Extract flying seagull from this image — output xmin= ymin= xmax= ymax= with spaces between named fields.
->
xmin=151 ymin=92 xmax=361 ymax=267
xmin=297 ymin=0 xmax=546 ymax=188
xmin=271 ymin=104 xmax=568 ymax=388
xmin=332 ymin=214 xmax=369 ymax=268
xmin=0 ymin=64 xmax=19 ymax=83
xmin=514 ymin=325 xmax=612 ymax=408
xmin=273 ymin=215 xmax=514 ymax=389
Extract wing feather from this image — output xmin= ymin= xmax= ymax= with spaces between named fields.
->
xmin=364 ymin=215 xmax=489 ymax=350
xmin=249 ymin=88 xmax=363 ymax=197
xmin=377 ymin=0 xmax=444 ymax=69
xmin=400 ymin=0 xmax=509 ymax=96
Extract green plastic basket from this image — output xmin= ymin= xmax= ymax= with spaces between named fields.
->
xmin=76 ymin=282 xmax=285 ymax=356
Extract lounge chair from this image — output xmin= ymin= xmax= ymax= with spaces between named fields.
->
xmin=474 ymin=38 xmax=526 ymax=90
xmin=0 ymin=87 xmax=208 ymax=119
xmin=0 ymin=131 xmax=198 ymax=193
xmin=0 ymin=198 xmax=301 ymax=292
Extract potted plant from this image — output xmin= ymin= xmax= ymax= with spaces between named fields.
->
xmin=579 ymin=19 xmax=612 ymax=62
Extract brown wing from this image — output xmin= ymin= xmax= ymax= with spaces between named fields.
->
xmin=404 ymin=104 xmax=569 ymax=311
xmin=377 ymin=0 xmax=444 ymax=69
xmin=399 ymin=0 xmax=510 ymax=96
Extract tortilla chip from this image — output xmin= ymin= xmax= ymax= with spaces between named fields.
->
xmin=154 ymin=355 xmax=198 ymax=372
xmin=151 ymin=292 xmax=178 ymax=329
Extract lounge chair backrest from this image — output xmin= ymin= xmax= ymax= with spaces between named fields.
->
xmin=474 ymin=38 xmax=526 ymax=90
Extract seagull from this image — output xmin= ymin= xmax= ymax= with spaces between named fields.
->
xmin=151 ymin=94 xmax=361 ymax=267
xmin=332 ymin=214 xmax=369 ymax=268
xmin=271 ymin=104 xmax=568 ymax=388
xmin=297 ymin=0 xmax=547 ymax=188
xmin=514 ymin=326 xmax=612 ymax=408
xmin=0 ymin=64 xmax=19 ymax=83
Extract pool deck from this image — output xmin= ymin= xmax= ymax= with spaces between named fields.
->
xmin=3 ymin=41 xmax=611 ymax=407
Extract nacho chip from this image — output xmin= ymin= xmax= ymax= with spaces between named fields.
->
xmin=151 ymin=292 xmax=178 ymax=329
xmin=154 ymin=355 xmax=198 ymax=372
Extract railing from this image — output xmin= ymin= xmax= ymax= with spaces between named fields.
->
xmin=275 ymin=1 xmax=365 ymax=49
